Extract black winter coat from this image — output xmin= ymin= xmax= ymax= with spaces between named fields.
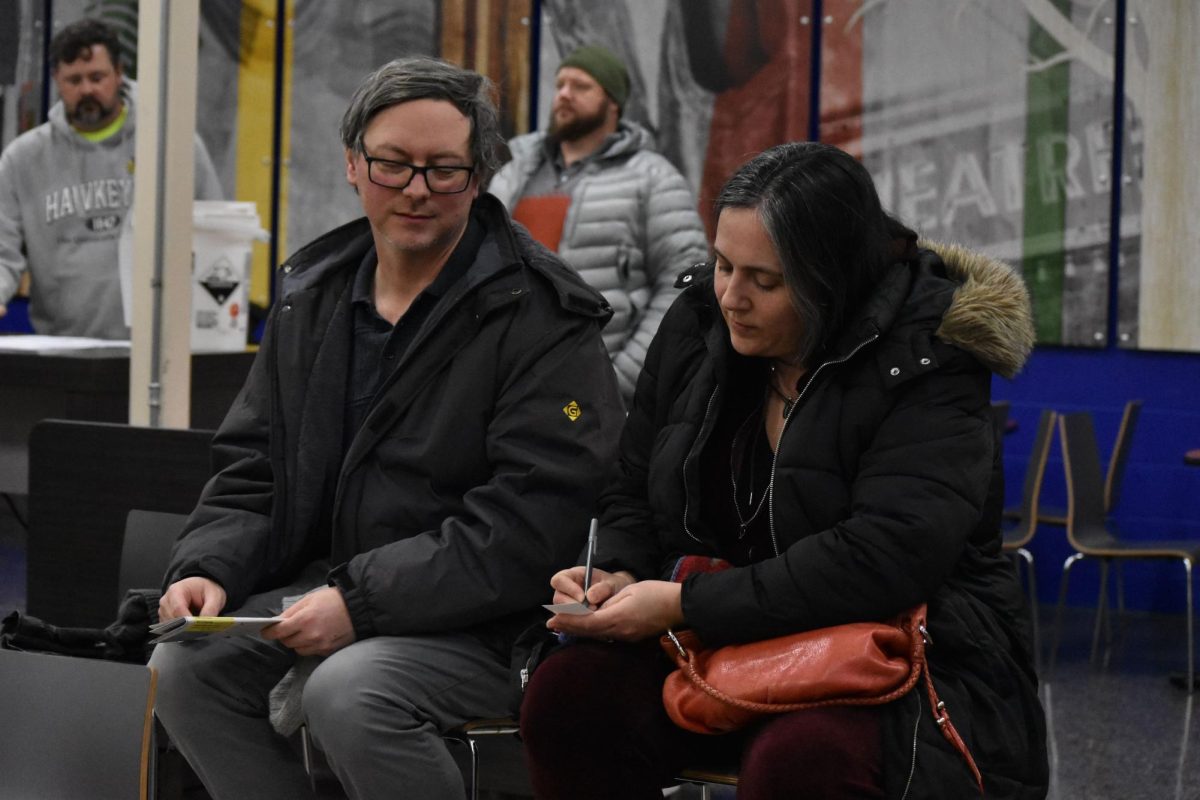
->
xmin=594 ymin=244 xmax=1048 ymax=799
xmin=165 ymin=194 xmax=625 ymax=647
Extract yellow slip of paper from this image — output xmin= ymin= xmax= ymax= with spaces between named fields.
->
xmin=150 ymin=616 xmax=283 ymax=643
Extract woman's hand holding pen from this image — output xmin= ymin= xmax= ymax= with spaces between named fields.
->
xmin=547 ymin=570 xmax=684 ymax=642
xmin=549 ymin=565 xmax=635 ymax=607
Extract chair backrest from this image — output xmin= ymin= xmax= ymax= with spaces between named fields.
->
xmin=27 ymin=420 xmax=215 ymax=627
xmin=0 ymin=650 xmax=157 ymax=799
xmin=1006 ymin=408 xmax=1057 ymax=548
xmin=1058 ymin=411 xmax=1116 ymax=552
xmin=1104 ymin=399 xmax=1142 ymax=513
xmin=118 ymin=510 xmax=190 ymax=601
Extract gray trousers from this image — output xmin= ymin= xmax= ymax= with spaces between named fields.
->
xmin=149 ymin=569 xmax=513 ymax=800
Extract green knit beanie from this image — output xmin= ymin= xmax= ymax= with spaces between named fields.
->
xmin=559 ymin=44 xmax=630 ymax=109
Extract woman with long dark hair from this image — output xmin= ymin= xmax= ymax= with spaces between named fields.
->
xmin=520 ymin=142 xmax=1048 ymax=799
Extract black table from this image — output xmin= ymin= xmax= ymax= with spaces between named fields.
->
xmin=0 ymin=347 xmax=253 ymax=495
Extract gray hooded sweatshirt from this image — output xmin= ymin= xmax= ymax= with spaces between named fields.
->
xmin=0 ymin=80 xmax=221 ymax=338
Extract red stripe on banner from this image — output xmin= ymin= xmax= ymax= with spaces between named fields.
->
xmin=698 ymin=0 xmax=815 ymax=236
xmin=817 ymin=0 xmax=863 ymax=158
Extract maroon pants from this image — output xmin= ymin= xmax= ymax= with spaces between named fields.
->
xmin=520 ymin=639 xmax=885 ymax=800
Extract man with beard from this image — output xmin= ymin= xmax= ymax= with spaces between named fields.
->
xmin=0 ymin=18 xmax=221 ymax=338
xmin=489 ymin=44 xmax=707 ymax=403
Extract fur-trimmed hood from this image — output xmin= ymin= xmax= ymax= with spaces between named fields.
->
xmin=926 ymin=241 xmax=1035 ymax=379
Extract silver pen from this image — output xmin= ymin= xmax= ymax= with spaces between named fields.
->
xmin=580 ymin=517 xmax=598 ymax=608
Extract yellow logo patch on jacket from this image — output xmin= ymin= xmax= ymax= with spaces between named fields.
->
xmin=562 ymin=400 xmax=582 ymax=422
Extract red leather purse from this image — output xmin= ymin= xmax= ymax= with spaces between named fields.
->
xmin=659 ymin=605 xmax=983 ymax=792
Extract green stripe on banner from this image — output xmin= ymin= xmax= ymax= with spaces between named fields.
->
xmin=1022 ymin=1 xmax=1071 ymax=344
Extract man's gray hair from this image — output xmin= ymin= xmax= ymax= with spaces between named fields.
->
xmin=340 ymin=57 xmax=505 ymax=184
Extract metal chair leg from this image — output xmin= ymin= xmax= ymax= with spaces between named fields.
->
xmin=1173 ymin=693 xmax=1195 ymax=799
xmin=467 ymin=738 xmax=480 ymax=800
xmin=1090 ymin=559 xmax=1111 ymax=663
xmin=1116 ymin=562 xmax=1126 ymax=617
xmin=1051 ymin=553 xmax=1084 ymax=678
xmin=1185 ymin=559 xmax=1195 ymax=693
xmin=300 ymin=726 xmax=317 ymax=793
xmin=1018 ymin=547 xmax=1041 ymax=673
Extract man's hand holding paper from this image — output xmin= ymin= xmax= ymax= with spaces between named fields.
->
xmin=262 ymin=586 xmax=355 ymax=657
xmin=159 ymin=575 xmax=227 ymax=620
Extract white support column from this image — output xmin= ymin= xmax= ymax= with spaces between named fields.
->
xmin=129 ymin=0 xmax=200 ymax=427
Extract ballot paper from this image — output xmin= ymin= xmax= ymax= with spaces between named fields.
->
xmin=150 ymin=615 xmax=282 ymax=643
xmin=542 ymin=602 xmax=593 ymax=616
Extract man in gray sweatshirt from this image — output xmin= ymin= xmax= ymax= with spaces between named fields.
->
xmin=0 ymin=18 xmax=221 ymax=339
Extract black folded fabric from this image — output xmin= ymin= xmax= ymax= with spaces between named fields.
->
xmin=0 ymin=610 xmax=109 ymax=659
xmin=1 ymin=587 xmax=163 ymax=664
xmin=103 ymin=588 xmax=162 ymax=663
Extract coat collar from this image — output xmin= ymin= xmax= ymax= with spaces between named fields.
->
xmin=278 ymin=193 xmax=612 ymax=323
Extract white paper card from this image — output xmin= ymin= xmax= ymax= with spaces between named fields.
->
xmin=542 ymin=602 xmax=593 ymax=616
xmin=150 ymin=615 xmax=283 ymax=643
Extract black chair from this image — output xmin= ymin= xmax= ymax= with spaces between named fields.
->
xmin=1002 ymin=409 xmax=1057 ymax=668
xmin=26 ymin=420 xmax=214 ymax=627
xmin=676 ymin=766 xmax=739 ymax=797
xmin=0 ymin=649 xmax=158 ymax=799
xmin=1050 ymin=411 xmax=1200 ymax=689
xmin=437 ymin=719 xmax=738 ymax=799
xmin=1010 ymin=399 xmax=1142 ymax=527
xmin=118 ymin=510 xmax=189 ymax=600
xmin=440 ymin=718 xmax=525 ymax=800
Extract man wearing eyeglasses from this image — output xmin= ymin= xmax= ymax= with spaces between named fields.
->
xmin=150 ymin=57 xmax=623 ymax=799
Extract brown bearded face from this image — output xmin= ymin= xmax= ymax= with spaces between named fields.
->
xmin=68 ymin=94 xmax=121 ymax=127
xmin=547 ymin=66 xmax=615 ymax=144
xmin=53 ymin=44 xmax=124 ymax=132
xmin=547 ymin=101 xmax=610 ymax=143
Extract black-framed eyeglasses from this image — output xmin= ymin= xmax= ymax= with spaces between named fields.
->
xmin=363 ymin=154 xmax=475 ymax=194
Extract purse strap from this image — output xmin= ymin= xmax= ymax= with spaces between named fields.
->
xmin=667 ymin=616 xmax=984 ymax=794
xmin=918 ymin=641 xmax=983 ymax=794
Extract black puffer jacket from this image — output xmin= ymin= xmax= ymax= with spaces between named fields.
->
xmin=594 ymin=243 xmax=1048 ymax=798
xmin=165 ymin=194 xmax=625 ymax=647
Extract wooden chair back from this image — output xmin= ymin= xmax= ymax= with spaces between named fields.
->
xmin=1059 ymin=412 xmax=1120 ymax=552
xmin=1004 ymin=409 xmax=1057 ymax=550
xmin=1103 ymin=399 xmax=1142 ymax=513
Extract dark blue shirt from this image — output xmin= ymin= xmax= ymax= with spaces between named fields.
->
xmin=345 ymin=211 xmax=485 ymax=443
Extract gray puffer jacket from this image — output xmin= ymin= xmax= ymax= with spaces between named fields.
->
xmin=489 ymin=121 xmax=708 ymax=402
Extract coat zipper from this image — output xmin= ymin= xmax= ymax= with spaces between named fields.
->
xmin=765 ymin=334 xmax=879 ymax=556
xmin=681 ymin=386 xmax=721 ymax=544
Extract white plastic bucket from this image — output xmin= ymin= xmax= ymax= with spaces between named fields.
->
xmin=191 ymin=201 xmax=267 ymax=353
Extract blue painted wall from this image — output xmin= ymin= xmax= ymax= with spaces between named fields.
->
xmin=0 ymin=298 xmax=31 ymax=333
xmin=995 ymin=346 xmax=1200 ymax=612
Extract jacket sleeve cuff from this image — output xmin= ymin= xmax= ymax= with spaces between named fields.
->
xmin=327 ymin=563 xmax=377 ymax=640
xmin=669 ymin=556 xmax=733 ymax=582
xmin=680 ymin=571 xmax=740 ymax=647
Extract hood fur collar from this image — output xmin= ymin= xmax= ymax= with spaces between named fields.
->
xmin=925 ymin=241 xmax=1035 ymax=379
